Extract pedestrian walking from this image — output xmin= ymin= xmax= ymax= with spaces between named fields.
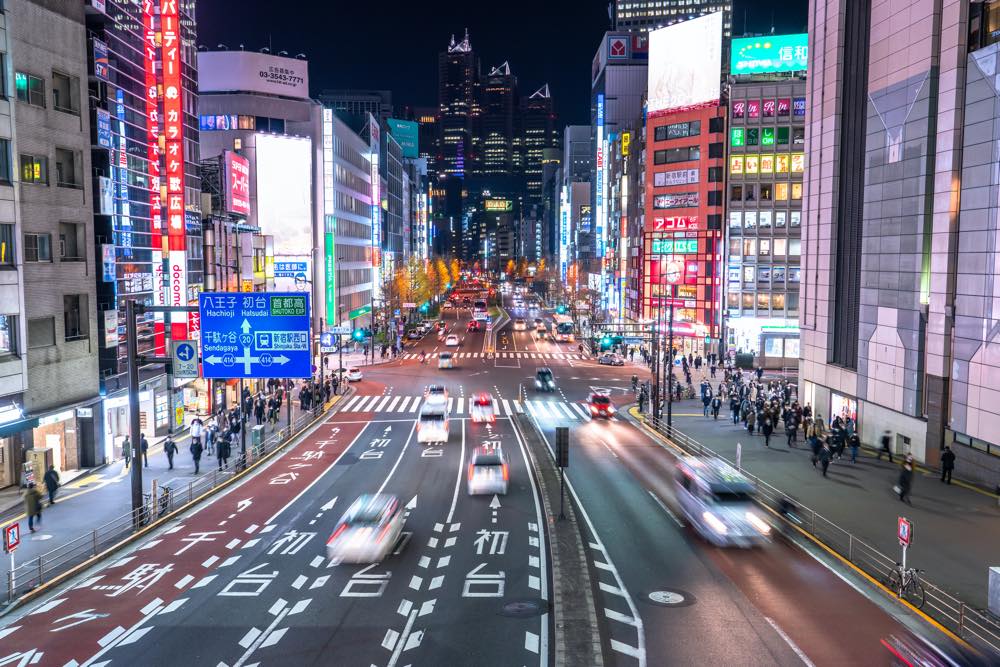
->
xmin=43 ymin=465 xmax=60 ymax=505
xmin=190 ymin=417 xmax=203 ymax=450
xmin=218 ymin=431 xmax=232 ymax=470
xmin=122 ymin=435 xmax=132 ymax=469
xmin=637 ymin=390 xmax=647 ymax=414
xmin=205 ymin=424 xmax=217 ymax=456
xmin=711 ymin=396 xmax=721 ymax=419
xmin=878 ymin=430 xmax=894 ymax=463
xmin=940 ymin=446 xmax=955 ymax=484
xmin=730 ymin=396 xmax=740 ymax=424
xmin=747 ymin=410 xmax=756 ymax=436
xmin=190 ymin=438 xmax=203 ymax=474
xmin=255 ymin=395 xmax=266 ymax=426
xmin=819 ymin=441 xmax=832 ymax=477
xmin=848 ymin=433 xmax=860 ymax=463
xmin=762 ymin=418 xmax=773 ymax=448
xmin=163 ymin=435 xmax=178 ymax=470
xmin=897 ymin=455 xmax=914 ymax=504
xmin=23 ymin=483 xmax=42 ymax=532
xmin=140 ymin=433 xmax=150 ymax=467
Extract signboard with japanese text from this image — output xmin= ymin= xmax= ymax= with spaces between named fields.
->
xmin=197 ymin=51 xmax=310 ymax=100
xmin=731 ymin=34 xmax=808 ymax=74
xmin=199 ymin=292 xmax=312 ymax=379
xmin=224 ymin=150 xmax=250 ymax=216
xmin=653 ymin=169 xmax=699 ymax=187
xmin=93 ymin=38 xmax=109 ymax=80
xmin=386 ymin=118 xmax=419 ymax=159
xmin=96 ymin=108 xmax=112 ymax=148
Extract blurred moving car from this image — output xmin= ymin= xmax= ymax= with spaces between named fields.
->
xmin=326 ymin=494 xmax=405 ymax=563
xmin=467 ymin=320 xmax=481 ymax=332
xmin=346 ymin=368 xmax=363 ymax=382
xmin=588 ymin=392 xmax=615 ymax=418
xmin=673 ymin=457 xmax=772 ymax=547
xmin=598 ymin=353 xmax=625 ymax=366
xmin=513 ymin=318 xmax=527 ymax=331
xmin=535 ymin=367 xmax=555 ymax=391
xmin=407 ymin=329 xmax=422 ymax=340
xmin=438 ymin=352 xmax=455 ymax=369
xmin=444 ymin=300 xmax=454 ymax=309
xmin=467 ymin=447 xmax=509 ymax=495
xmin=420 ymin=321 xmax=434 ymax=333
xmin=882 ymin=632 xmax=992 ymax=667
xmin=445 ymin=334 xmax=460 ymax=346
xmin=471 ymin=393 xmax=495 ymax=423
xmin=424 ymin=384 xmax=448 ymax=403
xmin=417 ymin=402 xmax=449 ymax=443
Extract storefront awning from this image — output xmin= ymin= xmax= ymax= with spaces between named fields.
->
xmin=0 ymin=417 xmax=39 ymax=438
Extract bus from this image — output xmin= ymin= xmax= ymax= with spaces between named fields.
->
xmin=553 ymin=314 xmax=575 ymax=342
xmin=473 ymin=299 xmax=489 ymax=322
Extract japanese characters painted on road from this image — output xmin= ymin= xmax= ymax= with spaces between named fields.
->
xmin=3 ymin=521 xmax=19 ymax=552
xmin=171 ymin=339 xmax=198 ymax=378
xmin=897 ymin=516 xmax=913 ymax=547
xmin=199 ymin=292 xmax=311 ymax=379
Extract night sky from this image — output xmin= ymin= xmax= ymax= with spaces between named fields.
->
xmin=197 ymin=0 xmax=808 ymax=126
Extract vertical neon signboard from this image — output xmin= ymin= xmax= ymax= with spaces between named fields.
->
xmin=369 ymin=113 xmax=381 ymax=302
xmin=142 ymin=1 xmax=166 ymax=354
xmin=323 ymin=108 xmax=337 ymax=325
xmin=161 ymin=0 xmax=187 ymax=340
xmin=595 ymin=94 xmax=605 ymax=259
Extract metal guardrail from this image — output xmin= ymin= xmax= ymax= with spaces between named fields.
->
xmin=640 ymin=414 xmax=1000 ymax=656
xmin=3 ymin=405 xmax=329 ymax=605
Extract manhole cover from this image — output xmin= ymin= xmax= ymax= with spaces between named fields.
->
xmin=645 ymin=589 xmax=694 ymax=607
xmin=499 ymin=598 xmax=549 ymax=618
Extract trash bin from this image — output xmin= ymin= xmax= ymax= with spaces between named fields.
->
xmin=251 ymin=425 xmax=265 ymax=457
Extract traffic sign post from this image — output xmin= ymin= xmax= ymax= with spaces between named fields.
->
xmin=898 ymin=516 xmax=913 ymax=571
xmin=3 ymin=521 xmax=18 ymax=593
xmin=199 ymin=293 xmax=312 ymax=379
xmin=171 ymin=340 xmax=198 ymax=378
xmin=556 ymin=427 xmax=569 ymax=520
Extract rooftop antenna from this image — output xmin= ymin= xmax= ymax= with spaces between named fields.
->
xmin=770 ymin=11 xmax=775 ymax=35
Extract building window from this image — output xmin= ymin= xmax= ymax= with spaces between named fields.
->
xmin=792 ymin=127 xmax=805 ymax=145
xmin=707 ymin=190 xmax=722 ymax=206
xmin=777 ymin=127 xmax=789 ymax=145
xmin=708 ymin=142 xmax=724 ymax=158
xmin=708 ymin=166 xmax=722 ymax=182
xmin=55 ymin=148 xmax=80 ymax=188
xmin=760 ymin=184 xmax=773 ymax=201
xmin=20 ymin=153 xmax=47 ymax=184
xmin=743 ymin=184 xmax=756 ymax=202
xmin=0 ymin=139 xmax=10 ymax=184
xmin=51 ymin=71 xmax=79 ymax=114
xmin=708 ymin=116 xmax=724 ymax=133
xmin=746 ymin=128 xmax=759 ymax=146
xmin=653 ymin=146 xmax=700 ymax=164
xmin=759 ymin=239 xmax=771 ymax=256
xmin=24 ymin=233 xmax=51 ymax=262
xmin=775 ymin=182 xmax=789 ymax=200
xmin=59 ymin=222 xmax=84 ymax=261
xmin=0 ymin=224 xmax=13 ymax=267
xmin=742 ymin=293 xmax=754 ymax=309
xmin=757 ymin=292 xmax=771 ymax=309
xmin=64 ymin=294 xmax=88 ymax=341
xmin=773 ymin=238 xmax=788 ymax=257
xmin=729 ymin=238 xmax=741 ymax=257
xmin=788 ymin=267 xmax=801 ymax=283
xmin=14 ymin=71 xmax=44 ymax=106
xmin=772 ymin=293 xmax=785 ymax=309
xmin=730 ymin=185 xmax=743 ymax=201
xmin=789 ymin=239 xmax=802 ymax=256
xmin=791 ymin=183 xmax=803 ymax=200
xmin=654 ymin=120 xmax=700 ymax=141
xmin=0 ymin=314 xmax=16 ymax=356
xmin=773 ymin=266 xmax=786 ymax=284
xmin=27 ymin=316 xmax=55 ymax=348
xmin=743 ymin=238 xmax=756 ymax=256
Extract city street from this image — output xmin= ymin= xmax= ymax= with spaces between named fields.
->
xmin=0 ymin=300 xmax=965 ymax=665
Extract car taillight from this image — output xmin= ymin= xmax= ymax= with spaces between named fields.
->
xmin=328 ymin=523 xmax=347 ymax=543
xmin=376 ymin=522 xmax=393 ymax=542
xmin=502 ymin=464 xmax=509 ymax=481
xmin=468 ymin=463 xmax=475 ymax=481
xmin=590 ymin=405 xmax=598 ymax=414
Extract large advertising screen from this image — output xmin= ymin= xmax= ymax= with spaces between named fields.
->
xmin=732 ymin=34 xmax=808 ymax=74
xmin=224 ymin=150 xmax=250 ymax=217
xmin=198 ymin=51 xmax=310 ymax=100
xmin=387 ymin=118 xmax=419 ymax=159
xmin=647 ymin=12 xmax=722 ymax=116
xmin=255 ymin=134 xmax=313 ymax=291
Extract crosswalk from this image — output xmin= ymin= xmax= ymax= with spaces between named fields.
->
xmin=338 ymin=394 xmax=611 ymax=421
xmin=402 ymin=352 xmax=585 ymax=361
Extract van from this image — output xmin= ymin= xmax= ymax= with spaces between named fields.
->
xmin=672 ymin=457 xmax=772 ymax=547
xmin=417 ymin=404 xmax=449 ymax=444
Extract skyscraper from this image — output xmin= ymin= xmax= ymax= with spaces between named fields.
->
xmin=478 ymin=62 xmax=519 ymax=177
xmin=613 ymin=0 xmax=733 ymax=36
xmin=437 ymin=30 xmax=480 ymax=179
xmin=522 ymin=85 xmax=560 ymax=207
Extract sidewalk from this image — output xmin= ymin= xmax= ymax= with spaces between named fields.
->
xmin=0 ymin=399 xmax=308 ymax=586
xmin=664 ymin=399 xmax=1000 ymax=611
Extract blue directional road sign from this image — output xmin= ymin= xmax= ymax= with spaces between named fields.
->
xmin=171 ymin=339 xmax=199 ymax=378
xmin=199 ymin=292 xmax=312 ymax=379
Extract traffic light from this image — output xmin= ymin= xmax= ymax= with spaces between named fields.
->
xmin=601 ymin=335 xmax=612 ymax=350
xmin=556 ymin=304 xmax=567 ymax=315
xmin=352 ymin=329 xmax=365 ymax=342
xmin=420 ymin=302 xmax=429 ymax=313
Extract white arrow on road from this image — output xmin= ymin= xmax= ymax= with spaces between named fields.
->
xmin=241 ymin=319 xmax=252 ymax=334
xmin=320 ymin=496 xmax=338 ymax=512
xmin=405 ymin=496 xmax=418 ymax=511
xmin=489 ymin=495 xmax=501 ymax=510
xmin=236 ymin=498 xmax=253 ymax=512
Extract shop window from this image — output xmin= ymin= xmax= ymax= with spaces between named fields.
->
xmin=764 ymin=337 xmax=784 ymax=357
xmin=772 ymin=293 xmax=786 ymax=310
xmin=760 ymin=183 xmax=773 ymax=201
xmin=773 ymin=238 xmax=787 ymax=257
xmin=777 ymin=127 xmax=789 ymax=145
xmin=775 ymin=183 xmax=789 ymax=200
xmin=742 ymin=293 xmax=754 ymax=309
xmin=0 ymin=314 xmax=16 ymax=356
xmin=64 ymin=294 xmax=88 ymax=341
xmin=730 ymin=185 xmax=743 ymax=201
xmin=787 ymin=293 xmax=799 ymax=313
xmin=0 ymin=224 xmax=12 ymax=267
xmin=51 ymin=71 xmax=79 ymax=114
xmin=24 ymin=233 xmax=51 ymax=262
xmin=757 ymin=292 xmax=770 ymax=309
xmin=793 ymin=127 xmax=805 ymax=145
xmin=727 ymin=292 xmax=740 ymax=308
xmin=14 ymin=71 xmax=44 ymax=107
xmin=20 ymin=153 xmax=47 ymax=184
xmin=28 ymin=316 xmax=55 ymax=348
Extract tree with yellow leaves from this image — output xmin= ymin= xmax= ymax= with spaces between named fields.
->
xmin=449 ymin=258 xmax=461 ymax=285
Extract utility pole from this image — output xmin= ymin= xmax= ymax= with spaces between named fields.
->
xmin=666 ymin=283 xmax=676 ymax=428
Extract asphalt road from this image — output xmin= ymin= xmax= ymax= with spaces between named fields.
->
xmin=0 ymin=294 xmax=967 ymax=665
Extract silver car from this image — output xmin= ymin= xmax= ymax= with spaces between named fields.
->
xmin=467 ymin=447 xmax=509 ymax=495
xmin=326 ymin=494 xmax=405 ymax=563
xmin=673 ymin=457 xmax=772 ymax=547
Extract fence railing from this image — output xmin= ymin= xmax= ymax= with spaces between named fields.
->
xmin=4 ymin=402 xmax=335 ymax=605
xmin=641 ymin=414 xmax=1000 ymax=656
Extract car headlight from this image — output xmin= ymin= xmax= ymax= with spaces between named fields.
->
xmin=745 ymin=511 xmax=771 ymax=535
xmin=535 ymin=381 xmax=541 ymax=387
xmin=703 ymin=511 xmax=728 ymax=535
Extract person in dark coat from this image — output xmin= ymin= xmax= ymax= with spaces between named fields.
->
xmin=218 ymin=431 xmax=232 ymax=469
xmin=762 ymin=418 xmax=773 ymax=448
xmin=711 ymin=395 xmax=722 ymax=419
xmin=23 ymin=483 xmax=42 ymax=531
xmin=254 ymin=395 xmax=266 ymax=426
xmin=140 ymin=433 xmax=150 ymax=467
xmin=878 ymin=430 xmax=894 ymax=463
xmin=163 ymin=435 xmax=178 ymax=470
xmin=898 ymin=455 xmax=914 ymax=504
xmin=848 ymin=433 xmax=860 ymax=463
xmin=122 ymin=435 xmax=132 ymax=469
xmin=190 ymin=438 xmax=203 ymax=474
xmin=940 ymin=446 xmax=956 ymax=484
xmin=818 ymin=442 xmax=832 ymax=477
xmin=43 ymin=465 xmax=60 ymax=505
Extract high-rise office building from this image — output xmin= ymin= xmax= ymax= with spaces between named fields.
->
xmin=437 ymin=30 xmax=480 ymax=179
xmin=319 ymin=89 xmax=393 ymax=127
xmin=478 ymin=62 xmax=518 ymax=177
xmin=613 ymin=0 xmax=733 ymax=36
xmin=523 ymin=85 xmax=560 ymax=207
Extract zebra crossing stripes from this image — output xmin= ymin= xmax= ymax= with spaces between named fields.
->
xmin=339 ymin=394 xmax=610 ymax=421
xmin=402 ymin=352 xmax=584 ymax=361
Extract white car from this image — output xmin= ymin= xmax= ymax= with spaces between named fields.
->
xmin=513 ymin=318 xmax=527 ymax=331
xmin=470 ymin=393 xmax=495 ymax=423
xmin=346 ymin=367 xmax=363 ymax=382
xmin=467 ymin=447 xmax=509 ymax=495
xmin=598 ymin=353 xmax=625 ymax=366
xmin=424 ymin=384 xmax=448 ymax=404
xmin=326 ymin=494 xmax=405 ymax=563
xmin=445 ymin=334 xmax=460 ymax=347
xmin=438 ymin=352 xmax=455 ymax=369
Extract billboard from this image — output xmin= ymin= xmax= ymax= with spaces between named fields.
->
xmin=647 ymin=12 xmax=723 ymax=116
xmin=255 ymin=134 xmax=313 ymax=291
xmin=387 ymin=118 xmax=419 ymax=159
xmin=197 ymin=51 xmax=310 ymax=100
xmin=484 ymin=198 xmax=512 ymax=212
xmin=161 ymin=0 xmax=187 ymax=342
xmin=224 ymin=151 xmax=250 ymax=216
xmin=731 ymin=34 xmax=808 ymax=75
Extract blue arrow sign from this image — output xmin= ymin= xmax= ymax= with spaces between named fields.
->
xmin=199 ymin=292 xmax=312 ymax=379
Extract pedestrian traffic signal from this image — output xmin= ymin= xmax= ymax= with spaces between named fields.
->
xmin=352 ymin=329 xmax=365 ymax=341
xmin=420 ymin=302 xmax=429 ymax=312
xmin=556 ymin=304 xmax=567 ymax=314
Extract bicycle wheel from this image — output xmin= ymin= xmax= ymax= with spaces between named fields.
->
xmin=885 ymin=568 xmax=903 ymax=596
xmin=904 ymin=577 xmax=926 ymax=609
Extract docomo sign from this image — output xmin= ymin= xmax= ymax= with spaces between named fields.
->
xmin=161 ymin=0 xmax=187 ymax=339
xmin=225 ymin=150 xmax=250 ymax=216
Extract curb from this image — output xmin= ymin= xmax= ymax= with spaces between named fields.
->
xmin=2 ymin=387 xmax=356 ymax=615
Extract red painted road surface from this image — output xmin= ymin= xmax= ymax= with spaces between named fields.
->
xmin=0 ymin=418 xmax=366 ymax=666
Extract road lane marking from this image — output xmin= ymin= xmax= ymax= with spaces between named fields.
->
xmin=387 ymin=396 xmax=401 ymax=411
xmin=525 ymin=631 xmax=540 ymax=654
xmin=765 ymin=616 xmax=816 ymax=667
xmin=445 ymin=419 xmax=467 ymax=524
xmin=374 ymin=420 xmax=419 ymax=497
xmin=605 ymin=608 xmax=639 ymax=626
xmin=611 ymin=639 xmax=643 ymax=659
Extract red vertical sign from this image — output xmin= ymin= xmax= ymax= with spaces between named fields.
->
xmin=143 ymin=0 xmax=166 ymax=355
xmin=161 ymin=0 xmax=187 ymax=340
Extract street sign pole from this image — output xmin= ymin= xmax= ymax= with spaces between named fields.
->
xmin=556 ymin=427 xmax=569 ymax=520
xmin=667 ymin=283 xmax=676 ymax=428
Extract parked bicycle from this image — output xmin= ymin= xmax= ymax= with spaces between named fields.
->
xmin=885 ymin=562 xmax=926 ymax=609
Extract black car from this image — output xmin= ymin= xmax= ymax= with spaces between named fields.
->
xmin=534 ymin=367 xmax=555 ymax=391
